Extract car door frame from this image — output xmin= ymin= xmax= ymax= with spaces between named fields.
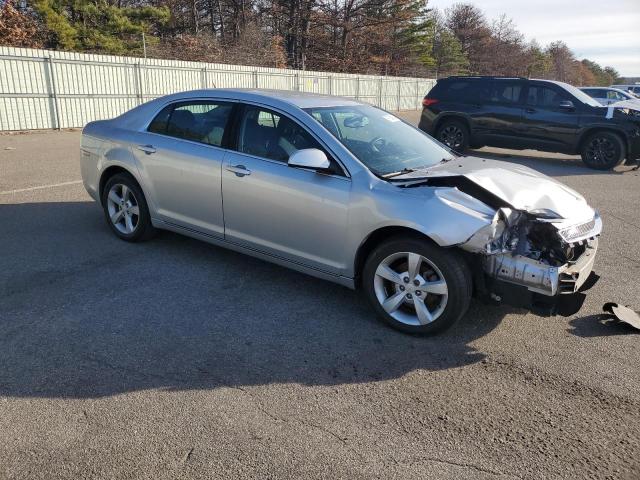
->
xmin=519 ymin=82 xmax=583 ymax=153
xmin=475 ymin=79 xmax=527 ymax=149
xmin=219 ymin=100 xmax=354 ymax=276
xmin=131 ymin=97 xmax=238 ymax=237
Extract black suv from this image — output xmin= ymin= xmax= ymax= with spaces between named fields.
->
xmin=418 ymin=76 xmax=640 ymax=169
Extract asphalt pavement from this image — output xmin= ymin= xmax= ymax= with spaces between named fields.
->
xmin=1 ymin=113 xmax=640 ymax=479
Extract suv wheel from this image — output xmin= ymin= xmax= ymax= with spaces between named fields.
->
xmin=436 ymin=119 xmax=469 ymax=152
xmin=362 ymin=237 xmax=472 ymax=334
xmin=581 ymin=131 xmax=626 ymax=170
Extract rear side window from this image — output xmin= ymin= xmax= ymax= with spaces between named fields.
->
xmin=488 ymin=81 xmax=523 ymax=104
xmin=584 ymin=89 xmax=605 ymax=98
xmin=148 ymin=105 xmax=172 ymax=134
xmin=445 ymin=80 xmax=479 ymax=102
xmin=148 ymin=101 xmax=233 ymax=147
xmin=526 ymin=86 xmax=569 ymax=108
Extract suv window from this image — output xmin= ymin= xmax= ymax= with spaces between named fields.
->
xmin=441 ymin=80 xmax=489 ymax=102
xmin=148 ymin=101 xmax=233 ymax=147
xmin=526 ymin=86 xmax=569 ymax=108
xmin=606 ymin=90 xmax=625 ymax=101
xmin=584 ymin=89 xmax=605 ymax=98
xmin=238 ymin=106 xmax=322 ymax=163
xmin=489 ymin=81 xmax=522 ymax=104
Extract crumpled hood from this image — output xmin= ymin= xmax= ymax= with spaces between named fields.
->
xmin=400 ymin=156 xmax=595 ymax=222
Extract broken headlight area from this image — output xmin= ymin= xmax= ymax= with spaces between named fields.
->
xmin=462 ymin=209 xmax=602 ymax=315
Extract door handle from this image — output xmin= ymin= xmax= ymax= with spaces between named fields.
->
xmin=137 ymin=144 xmax=156 ymax=154
xmin=525 ymin=108 xmax=536 ymax=114
xmin=226 ymin=164 xmax=251 ymax=177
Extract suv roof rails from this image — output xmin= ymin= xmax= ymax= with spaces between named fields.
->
xmin=443 ymin=75 xmax=528 ymax=80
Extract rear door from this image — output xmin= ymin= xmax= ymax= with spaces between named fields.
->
xmin=131 ymin=100 xmax=233 ymax=237
xmin=519 ymin=83 xmax=581 ymax=152
xmin=473 ymin=79 xmax=526 ymax=148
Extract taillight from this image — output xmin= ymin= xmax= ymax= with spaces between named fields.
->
xmin=422 ymin=97 xmax=439 ymax=107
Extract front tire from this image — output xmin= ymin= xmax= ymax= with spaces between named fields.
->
xmin=580 ymin=131 xmax=626 ymax=170
xmin=362 ymin=237 xmax=472 ymax=334
xmin=436 ymin=119 xmax=470 ymax=152
xmin=101 ymin=173 xmax=156 ymax=242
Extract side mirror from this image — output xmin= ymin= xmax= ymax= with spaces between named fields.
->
xmin=288 ymin=148 xmax=330 ymax=171
xmin=559 ymin=100 xmax=575 ymax=110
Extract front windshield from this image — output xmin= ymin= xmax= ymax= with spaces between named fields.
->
xmin=304 ymin=105 xmax=454 ymax=176
xmin=559 ymin=82 xmax=602 ymax=107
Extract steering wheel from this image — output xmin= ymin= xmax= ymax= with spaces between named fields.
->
xmin=369 ymin=136 xmax=387 ymax=153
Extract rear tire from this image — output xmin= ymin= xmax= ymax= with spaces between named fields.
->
xmin=101 ymin=173 xmax=156 ymax=242
xmin=436 ymin=119 xmax=470 ymax=152
xmin=362 ymin=236 xmax=472 ymax=334
xmin=580 ymin=131 xmax=626 ymax=170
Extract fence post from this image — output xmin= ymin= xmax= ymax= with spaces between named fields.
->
xmin=355 ymin=77 xmax=360 ymax=100
xmin=45 ymin=56 xmax=61 ymax=129
xmin=415 ymin=80 xmax=419 ymax=109
xmin=378 ymin=78 xmax=383 ymax=108
xmin=328 ymin=75 xmax=333 ymax=95
xmin=201 ymin=68 xmax=207 ymax=89
xmin=253 ymin=70 xmax=259 ymax=88
xmin=134 ymin=63 xmax=144 ymax=104
xmin=294 ymin=72 xmax=300 ymax=91
xmin=397 ymin=80 xmax=401 ymax=111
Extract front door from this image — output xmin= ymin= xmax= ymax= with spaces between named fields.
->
xmin=519 ymin=83 xmax=581 ymax=152
xmin=221 ymin=105 xmax=351 ymax=275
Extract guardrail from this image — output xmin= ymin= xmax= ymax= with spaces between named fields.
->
xmin=0 ymin=47 xmax=435 ymax=131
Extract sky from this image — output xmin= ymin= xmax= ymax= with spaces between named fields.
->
xmin=427 ymin=0 xmax=640 ymax=77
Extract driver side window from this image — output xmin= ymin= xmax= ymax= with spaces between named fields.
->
xmin=238 ymin=106 xmax=320 ymax=162
xmin=527 ymin=86 xmax=568 ymax=108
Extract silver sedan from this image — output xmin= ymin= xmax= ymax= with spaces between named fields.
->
xmin=81 ymin=89 xmax=602 ymax=333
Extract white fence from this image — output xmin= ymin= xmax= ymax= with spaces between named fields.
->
xmin=0 ymin=46 xmax=435 ymax=131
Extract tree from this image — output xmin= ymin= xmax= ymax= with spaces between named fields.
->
xmin=444 ymin=3 xmax=492 ymax=74
xmin=414 ymin=9 xmax=467 ymax=77
xmin=32 ymin=0 xmax=170 ymax=54
xmin=0 ymin=1 xmax=44 ymax=48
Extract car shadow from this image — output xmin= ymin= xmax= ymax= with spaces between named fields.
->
xmin=568 ymin=314 xmax=640 ymax=338
xmin=0 ymin=201 xmax=511 ymax=399
xmin=468 ymin=149 xmax=637 ymax=178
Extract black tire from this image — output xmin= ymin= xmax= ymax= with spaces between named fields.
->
xmin=580 ymin=131 xmax=626 ymax=170
xmin=101 ymin=172 xmax=156 ymax=242
xmin=362 ymin=236 xmax=472 ymax=334
xmin=436 ymin=119 xmax=470 ymax=152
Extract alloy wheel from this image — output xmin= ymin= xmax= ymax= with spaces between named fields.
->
xmin=106 ymin=183 xmax=140 ymax=234
xmin=585 ymin=137 xmax=616 ymax=166
xmin=373 ymin=252 xmax=449 ymax=326
xmin=439 ymin=125 xmax=464 ymax=149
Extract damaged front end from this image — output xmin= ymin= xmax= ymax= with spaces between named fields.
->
xmin=396 ymin=159 xmax=603 ymax=316
xmin=462 ymin=207 xmax=601 ymax=315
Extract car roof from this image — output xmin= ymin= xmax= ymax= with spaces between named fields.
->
xmin=159 ymin=88 xmax=361 ymax=109
xmin=111 ymin=88 xmax=363 ymax=130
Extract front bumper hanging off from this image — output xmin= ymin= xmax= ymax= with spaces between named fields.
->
xmin=482 ymin=239 xmax=599 ymax=316
xmin=484 ymin=239 xmax=598 ymax=297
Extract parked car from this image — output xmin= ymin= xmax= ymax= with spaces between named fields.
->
xmin=580 ymin=87 xmax=640 ymax=106
xmin=611 ymin=84 xmax=640 ymax=97
xmin=81 ymin=89 xmax=601 ymax=334
xmin=419 ymin=76 xmax=640 ymax=170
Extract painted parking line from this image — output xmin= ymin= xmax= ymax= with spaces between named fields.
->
xmin=0 ymin=180 xmax=83 ymax=195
